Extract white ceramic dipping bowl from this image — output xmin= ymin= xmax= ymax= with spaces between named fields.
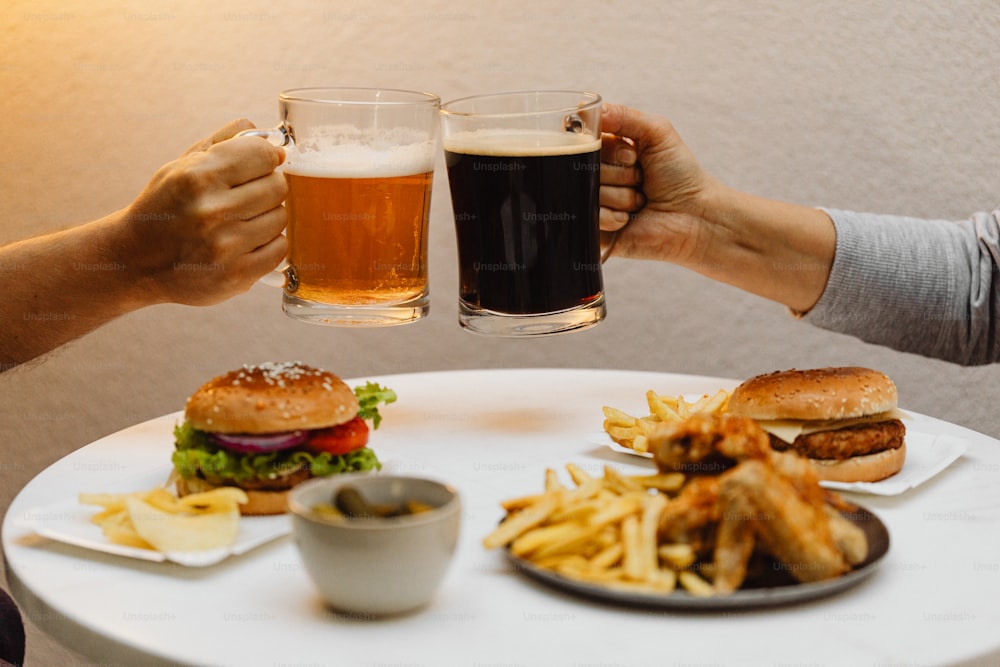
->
xmin=288 ymin=474 xmax=461 ymax=615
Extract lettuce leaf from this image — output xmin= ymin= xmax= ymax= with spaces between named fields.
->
xmin=354 ymin=382 xmax=397 ymax=429
xmin=172 ymin=421 xmax=380 ymax=485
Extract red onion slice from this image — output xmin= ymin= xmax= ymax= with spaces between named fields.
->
xmin=210 ymin=430 xmax=308 ymax=453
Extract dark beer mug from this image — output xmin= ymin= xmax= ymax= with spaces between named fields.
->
xmin=440 ymin=91 xmax=607 ymax=336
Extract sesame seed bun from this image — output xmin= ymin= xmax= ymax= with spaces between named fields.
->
xmin=183 ymin=361 xmax=359 ymax=434
xmin=727 ymin=366 xmax=898 ymax=421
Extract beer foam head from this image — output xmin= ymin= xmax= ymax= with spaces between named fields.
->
xmin=442 ymin=129 xmax=601 ymax=157
xmin=284 ymin=124 xmax=436 ymax=178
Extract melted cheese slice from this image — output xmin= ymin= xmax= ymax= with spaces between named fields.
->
xmin=755 ymin=408 xmax=908 ymax=444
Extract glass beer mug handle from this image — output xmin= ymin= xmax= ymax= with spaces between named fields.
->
xmin=234 ymin=125 xmax=291 ymax=288
xmin=563 ymin=110 xmax=616 ymax=262
xmin=234 ymin=125 xmax=291 ymax=146
xmin=600 ymin=230 xmax=619 ymax=264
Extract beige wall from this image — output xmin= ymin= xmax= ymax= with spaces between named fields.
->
xmin=0 ymin=0 xmax=1000 ymax=462
xmin=2 ymin=1 xmax=999 ymax=661
xmin=3 ymin=0 xmax=1000 ymax=498
xmin=0 ymin=0 xmax=1000 ymax=472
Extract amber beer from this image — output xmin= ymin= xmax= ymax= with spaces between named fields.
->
xmin=444 ymin=130 xmax=603 ymax=317
xmin=252 ymin=87 xmax=440 ymax=326
xmin=284 ymin=163 xmax=433 ymax=307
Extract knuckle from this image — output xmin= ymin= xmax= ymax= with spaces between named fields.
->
xmin=170 ymin=159 xmax=219 ymax=200
xmin=188 ymin=197 xmax=227 ymax=228
xmin=205 ymin=230 xmax=239 ymax=258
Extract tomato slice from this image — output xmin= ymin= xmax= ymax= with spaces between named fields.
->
xmin=306 ymin=417 xmax=369 ymax=456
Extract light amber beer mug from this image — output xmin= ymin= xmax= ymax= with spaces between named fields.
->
xmin=244 ymin=88 xmax=440 ymax=326
xmin=440 ymin=91 xmax=607 ymax=336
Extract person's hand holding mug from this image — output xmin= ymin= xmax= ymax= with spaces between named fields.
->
xmin=598 ymin=104 xmax=720 ymax=264
xmin=598 ymin=103 xmax=835 ymax=313
xmin=122 ymin=118 xmax=289 ymax=306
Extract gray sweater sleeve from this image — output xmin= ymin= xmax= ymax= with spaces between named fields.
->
xmin=802 ymin=208 xmax=1000 ymax=365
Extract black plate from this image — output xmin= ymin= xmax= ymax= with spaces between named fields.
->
xmin=505 ymin=506 xmax=889 ymax=610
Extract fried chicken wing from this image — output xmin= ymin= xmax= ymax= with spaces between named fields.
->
xmin=651 ymin=413 xmax=869 ymax=594
xmin=823 ymin=505 xmax=869 ymax=566
xmin=658 ymin=476 xmax=721 ymax=555
xmin=711 ymin=487 xmax=757 ymax=594
xmin=766 ymin=449 xmax=827 ymax=508
xmin=651 ymin=414 xmax=771 ymax=474
xmin=720 ymin=460 xmax=849 ymax=583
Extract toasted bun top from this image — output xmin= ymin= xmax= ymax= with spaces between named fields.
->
xmin=727 ymin=366 xmax=898 ymax=421
xmin=184 ymin=362 xmax=358 ymax=433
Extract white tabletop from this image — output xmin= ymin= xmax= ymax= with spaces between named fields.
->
xmin=4 ymin=368 xmax=1000 ymax=667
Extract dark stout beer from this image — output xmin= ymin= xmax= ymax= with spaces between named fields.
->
xmin=444 ymin=131 xmax=603 ymax=315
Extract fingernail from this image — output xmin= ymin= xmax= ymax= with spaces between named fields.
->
xmin=615 ymin=146 xmax=636 ymax=165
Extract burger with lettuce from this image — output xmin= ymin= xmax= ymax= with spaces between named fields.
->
xmin=172 ymin=362 xmax=394 ymax=515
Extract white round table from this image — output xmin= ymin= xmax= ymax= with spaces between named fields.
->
xmin=4 ymin=369 xmax=1000 ymax=666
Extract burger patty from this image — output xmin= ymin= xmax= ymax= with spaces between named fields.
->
xmin=769 ymin=419 xmax=906 ymax=460
xmin=239 ymin=465 xmax=314 ymax=491
xmin=191 ymin=462 xmax=313 ymax=491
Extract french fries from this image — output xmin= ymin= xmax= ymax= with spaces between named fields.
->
xmin=80 ymin=486 xmax=247 ymax=553
xmin=602 ymin=388 xmax=730 ymax=453
xmin=491 ymin=410 xmax=869 ymax=599
xmin=484 ymin=464 xmax=714 ymax=596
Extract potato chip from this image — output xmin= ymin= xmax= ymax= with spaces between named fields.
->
xmin=178 ymin=487 xmax=249 ymax=513
xmin=125 ymin=496 xmax=240 ymax=553
xmin=80 ymin=486 xmax=247 ymax=553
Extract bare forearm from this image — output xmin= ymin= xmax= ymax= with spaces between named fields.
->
xmin=0 ymin=210 xmax=156 ymax=369
xmin=689 ymin=185 xmax=836 ymax=313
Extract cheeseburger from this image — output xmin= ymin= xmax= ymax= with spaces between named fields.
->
xmin=726 ymin=367 xmax=906 ymax=483
xmin=172 ymin=362 xmax=393 ymax=515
